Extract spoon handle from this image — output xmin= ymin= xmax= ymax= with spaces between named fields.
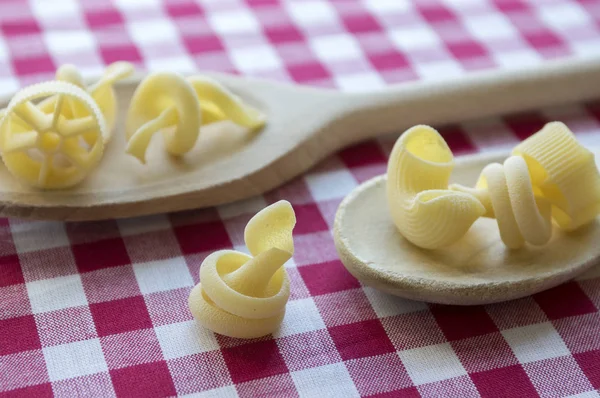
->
xmin=335 ymin=57 xmax=600 ymax=146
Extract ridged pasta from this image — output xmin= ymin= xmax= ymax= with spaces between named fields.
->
xmin=125 ymin=72 xmax=265 ymax=164
xmin=386 ymin=125 xmax=485 ymax=249
xmin=188 ymin=200 xmax=295 ymax=339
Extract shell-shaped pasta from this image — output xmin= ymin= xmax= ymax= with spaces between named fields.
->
xmin=386 ymin=125 xmax=485 ymax=249
xmin=188 ymin=201 xmax=295 ymax=339
xmin=452 ymin=156 xmax=553 ymax=249
xmin=0 ymin=81 xmax=107 ymax=189
xmin=125 ymin=72 xmax=265 ymax=164
xmin=512 ymin=122 xmax=600 ymax=230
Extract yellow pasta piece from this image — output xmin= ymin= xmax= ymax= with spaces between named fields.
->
xmin=451 ymin=156 xmax=553 ymax=249
xmin=512 ymin=122 xmax=600 ymax=230
xmin=125 ymin=72 xmax=265 ymax=164
xmin=188 ymin=200 xmax=295 ymax=339
xmin=40 ymin=62 xmax=134 ymax=134
xmin=386 ymin=125 xmax=485 ymax=249
xmin=0 ymin=81 xmax=107 ymax=189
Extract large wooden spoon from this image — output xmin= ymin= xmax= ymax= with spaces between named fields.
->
xmin=333 ymin=149 xmax=600 ymax=305
xmin=1 ymin=57 xmax=600 ymax=221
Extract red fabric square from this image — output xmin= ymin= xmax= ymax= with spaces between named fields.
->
xmin=504 ymin=112 xmax=547 ymax=140
xmin=287 ymin=63 xmax=331 ymax=83
xmin=346 ymin=353 xmax=412 ymax=396
xmin=418 ymin=4 xmax=456 ymax=23
xmin=381 ymin=311 xmax=446 ymax=351
xmin=265 ymin=25 xmax=304 ymax=44
xmin=554 ymin=312 xmax=600 ymax=354
xmin=1 ymin=20 xmax=40 ymax=36
xmin=418 ymin=375 xmax=480 ymax=398
xmin=368 ymin=52 xmax=410 ymax=71
xmin=221 ymin=340 xmax=288 ymax=384
xmin=0 ymin=254 xmax=23 ymax=287
xmin=35 ymin=307 xmax=97 ymax=347
xmin=471 ymin=365 xmax=537 ymax=398
xmin=72 ymin=238 xmax=130 ymax=273
xmin=328 ymin=319 xmax=395 ymax=361
xmin=438 ymin=126 xmax=477 ymax=155
xmin=168 ymin=351 xmax=232 ymax=395
xmin=293 ymin=204 xmax=329 ymax=234
xmin=314 ymin=289 xmax=377 ymax=327
xmin=447 ymin=41 xmax=488 ymax=59
xmin=65 ymin=220 xmax=121 ymax=245
xmin=524 ymin=356 xmax=595 ymax=397
xmin=0 ymin=350 xmax=49 ymax=392
xmin=101 ymin=329 xmax=162 ymax=369
xmin=342 ymin=14 xmax=382 ymax=34
xmin=0 ymin=315 xmax=41 ymax=355
xmin=574 ymin=350 xmax=600 ymax=389
xmin=236 ymin=373 xmax=299 ymax=398
xmin=165 ymin=0 xmax=203 ymax=18
xmin=90 ymin=296 xmax=152 ymax=337
xmin=293 ymin=231 xmax=340 ymax=267
xmin=0 ymin=284 xmax=32 ymax=320
xmin=81 ymin=265 xmax=141 ymax=304
xmin=100 ymin=45 xmax=143 ymax=64
xmin=174 ymin=221 xmax=232 ymax=255
xmin=85 ymin=8 xmax=124 ymax=28
xmin=340 ymin=141 xmax=386 ymax=168
xmin=299 ymin=260 xmax=360 ymax=296
xmin=370 ymin=387 xmax=420 ymax=398
xmin=525 ymin=31 xmax=564 ymax=49
xmin=4 ymin=383 xmax=53 ymax=398
xmin=12 ymin=55 xmax=55 ymax=76
xmin=111 ymin=361 xmax=176 ymax=398
xmin=494 ymin=0 xmax=529 ymax=13
xmin=145 ymin=288 xmax=194 ymax=326
xmin=486 ymin=297 xmax=548 ymax=329
xmin=534 ymin=282 xmax=597 ymax=320
xmin=451 ymin=332 xmax=518 ymax=372
xmin=123 ymin=230 xmax=181 ymax=263
xmin=183 ymin=35 xmax=224 ymax=54
xmin=277 ymin=329 xmax=342 ymax=371
xmin=431 ymin=305 xmax=498 ymax=341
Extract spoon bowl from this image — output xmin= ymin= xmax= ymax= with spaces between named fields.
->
xmin=333 ymin=150 xmax=600 ymax=305
xmin=1 ymin=57 xmax=600 ymax=220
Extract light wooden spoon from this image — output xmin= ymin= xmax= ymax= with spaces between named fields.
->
xmin=2 ymin=57 xmax=600 ymax=221
xmin=333 ymin=149 xmax=600 ymax=305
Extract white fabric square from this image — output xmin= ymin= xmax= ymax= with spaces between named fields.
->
xmin=414 ymin=60 xmax=464 ymax=81
xmin=292 ymin=363 xmax=360 ymax=398
xmin=181 ymin=385 xmax=240 ymax=398
xmin=31 ymin=0 xmax=79 ymax=20
xmin=399 ymin=343 xmax=467 ymax=385
xmin=364 ymin=287 xmax=428 ymax=318
xmin=117 ymin=213 xmax=171 ymax=236
xmin=334 ymin=72 xmax=386 ymax=92
xmin=155 ymin=320 xmax=219 ymax=360
xmin=539 ymin=3 xmax=590 ymax=30
xmin=218 ymin=196 xmax=268 ymax=220
xmin=502 ymin=322 xmax=571 ymax=364
xmin=463 ymin=14 xmax=517 ymax=41
xmin=146 ymin=55 xmax=197 ymax=74
xmin=43 ymin=339 xmax=108 ymax=381
xmin=0 ymin=78 xmax=20 ymax=96
xmin=305 ymin=169 xmax=357 ymax=201
xmin=310 ymin=34 xmax=363 ymax=62
xmin=11 ymin=221 xmax=70 ymax=253
xmin=274 ymin=298 xmax=325 ymax=338
xmin=573 ymin=41 xmax=600 ymax=58
xmin=230 ymin=45 xmax=282 ymax=73
xmin=133 ymin=257 xmax=194 ymax=294
xmin=567 ymin=391 xmax=600 ymax=398
xmin=127 ymin=19 xmax=179 ymax=44
xmin=114 ymin=0 xmax=161 ymax=10
xmin=492 ymin=50 xmax=541 ymax=69
xmin=27 ymin=274 xmax=88 ymax=314
xmin=209 ymin=9 xmax=260 ymax=35
xmin=0 ymin=37 xmax=9 ymax=61
xmin=389 ymin=26 xmax=440 ymax=51
xmin=364 ymin=0 xmax=411 ymax=13
xmin=44 ymin=30 xmax=96 ymax=55
xmin=286 ymin=1 xmax=339 ymax=27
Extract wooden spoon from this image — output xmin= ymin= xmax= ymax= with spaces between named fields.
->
xmin=1 ymin=57 xmax=600 ymax=221
xmin=333 ymin=149 xmax=600 ymax=305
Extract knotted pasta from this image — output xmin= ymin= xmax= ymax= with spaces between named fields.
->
xmin=125 ymin=72 xmax=265 ymax=164
xmin=512 ymin=122 xmax=600 ymax=230
xmin=188 ymin=200 xmax=295 ymax=339
xmin=451 ymin=156 xmax=553 ymax=249
xmin=386 ymin=125 xmax=485 ymax=249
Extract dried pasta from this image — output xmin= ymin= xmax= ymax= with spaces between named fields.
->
xmin=188 ymin=200 xmax=295 ymax=339
xmin=386 ymin=125 xmax=485 ymax=249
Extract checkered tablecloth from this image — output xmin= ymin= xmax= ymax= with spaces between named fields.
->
xmin=2 ymin=0 xmax=600 ymax=397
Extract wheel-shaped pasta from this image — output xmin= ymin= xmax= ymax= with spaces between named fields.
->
xmin=125 ymin=72 xmax=265 ymax=164
xmin=188 ymin=200 xmax=295 ymax=339
xmin=0 ymin=81 xmax=107 ymax=189
xmin=386 ymin=125 xmax=485 ymax=249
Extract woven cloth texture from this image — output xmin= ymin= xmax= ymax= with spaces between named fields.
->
xmin=1 ymin=0 xmax=600 ymax=397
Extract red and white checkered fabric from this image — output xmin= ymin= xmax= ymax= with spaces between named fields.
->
xmin=1 ymin=0 xmax=600 ymax=397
